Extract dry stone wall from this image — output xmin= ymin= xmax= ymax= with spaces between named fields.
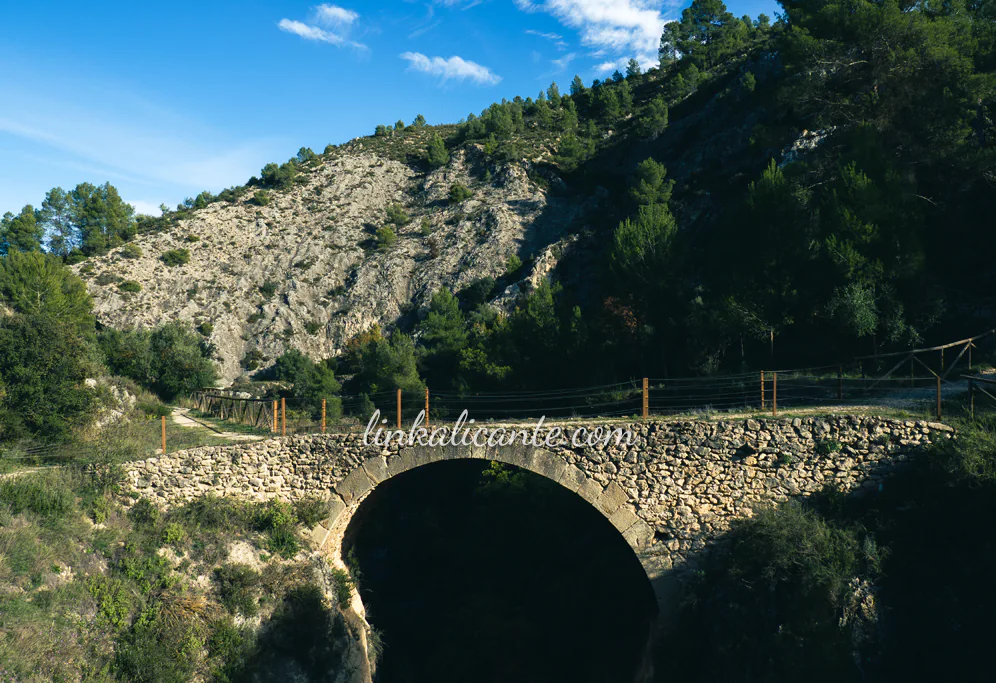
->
xmin=125 ymin=416 xmax=952 ymax=594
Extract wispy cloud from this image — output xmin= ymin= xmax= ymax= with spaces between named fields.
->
xmin=314 ymin=4 xmax=359 ymax=26
xmin=278 ymin=19 xmax=344 ymax=44
xmin=431 ymin=0 xmax=485 ymax=8
xmin=515 ymin=0 xmax=668 ymax=69
xmin=526 ymin=28 xmax=569 ymax=50
xmin=526 ymin=29 xmax=563 ymax=40
xmin=277 ymin=4 xmax=367 ymax=50
xmin=552 ymin=52 xmax=577 ymax=71
xmin=400 ymin=52 xmax=502 ymax=85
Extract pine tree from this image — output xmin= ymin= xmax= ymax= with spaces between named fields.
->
xmin=0 ymin=205 xmax=43 ymax=255
xmin=39 ymin=188 xmax=75 ymax=256
xmin=570 ymin=74 xmax=586 ymax=96
xmin=427 ymin=133 xmax=450 ymax=168
xmin=626 ymin=58 xmax=642 ymax=77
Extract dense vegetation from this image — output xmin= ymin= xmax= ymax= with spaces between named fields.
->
xmin=657 ymin=414 xmax=996 ymax=682
xmin=0 ymin=250 xmax=216 ymax=444
xmin=0 ymin=461 xmax=355 ymax=681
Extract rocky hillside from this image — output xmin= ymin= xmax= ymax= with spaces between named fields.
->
xmin=74 ymin=142 xmax=592 ymax=383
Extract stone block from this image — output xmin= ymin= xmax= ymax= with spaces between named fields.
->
xmin=594 ymin=480 xmax=630 ymax=516
xmin=557 ymin=464 xmax=588 ymax=493
xmin=362 ymin=456 xmax=390 ymax=484
xmin=608 ymin=506 xmax=640 ymax=533
xmin=577 ymin=477 xmax=604 ymax=506
xmin=336 ymin=468 xmax=374 ymax=505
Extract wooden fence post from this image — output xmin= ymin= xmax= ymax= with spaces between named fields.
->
xmin=425 ymin=388 xmax=430 ymax=428
xmin=161 ymin=416 xmax=166 ymax=455
xmin=281 ymin=398 xmax=286 ymax=437
xmin=397 ymin=388 xmax=402 ymax=429
xmin=642 ymin=378 xmax=649 ymax=419
xmin=969 ymin=377 xmax=975 ymax=419
xmin=760 ymin=371 xmax=765 ymax=410
xmin=273 ymin=400 xmax=278 ymax=433
xmin=936 ymin=376 xmax=942 ymax=419
xmin=321 ymin=399 xmax=327 ymax=434
xmin=837 ymin=366 xmax=843 ymax=401
xmin=772 ymin=372 xmax=778 ymax=416
xmin=969 ymin=342 xmax=972 ymax=371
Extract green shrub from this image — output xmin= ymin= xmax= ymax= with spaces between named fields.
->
xmin=265 ymin=525 xmax=300 ymax=559
xmin=505 ymin=254 xmax=523 ymax=276
xmin=448 ymin=183 xmax=473 ymax=203
xmin=241 ymin=348 xmax=265 ymax=371
xmin=174 ymin=496 xmax=248 ymax=532
xmin=114 ymin=601 xmax=203 ymax=682
xmin=160 ymin=249 xmax=191 ymax=267
xmin=815 ymin=438 xmax=843 ymax=456
xmin=293 ymin=496 xmax=333 ymax=529
xmin=120 ymin=243 xmax=143 ymax=259
xmin=95 ymin=271 xmax=122 ymax=286
xmin=161 ymin=522 xmax=187 ymax=547
xmin=329 ymin=567 xmax=353 ymax=610
xmin=197 ymin=321 xmax=214 ymax=337
xmin=258 ymin=280 xmax=278 ymax=299
xmin=385 ymin=203 xmax=409 ymax=226
xmin=184 ymin=234 xmax=200 ymax=243
xmin=87 ymin=575 xmax=133 ymax=629
xmin=254 ymin=500 xmax=295 ymax=531
xmin=214 ymin=563 xmax=261 ymax=617
xmin=118 ymin=280 xmax=142 ymax=293
xmin=207 ymin=618 xmax=252 ymax=676
xmin=419 ymin=218 xmax=434 ymax=236
xmin=251 ymin=190 xmax=271 ymax=206
xmin=375 ymin=226 xmax=397 ymax=252
xmin=129 ymin=497 xmax=161 ymax=528
xmin=304 ymin=320 xmax=321 ymax=335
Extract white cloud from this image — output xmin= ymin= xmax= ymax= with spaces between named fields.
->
xmin=314 ymin=4 xmax=359 ymax=26
xmin=278 ymin=19 xmax=346 ymax=44
xmin=431 ymin=0 xmax=484 ymax=8
xmin=278 ymin=5 xmax=367 ymax=50
xmin=594 ymin=57 xmax=629 ymax=74
xmin=514 ymin=0 xmax=669 ymax=65
xmin=526 ymin=28 xmax=569 ymax=50
xmin=526 ymin=29 xmax=563 ymax=40
xmin=400 ymin=52 xmax=502 ymax=85
xmin=552 ymin=52 xmax=577 ymax=71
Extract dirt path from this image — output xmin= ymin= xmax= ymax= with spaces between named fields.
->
xmin=171 ymin=408 xmax=266 ymax=442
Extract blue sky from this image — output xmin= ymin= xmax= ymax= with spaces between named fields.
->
xmin=0 ymin=0 xmax=780 ymax=216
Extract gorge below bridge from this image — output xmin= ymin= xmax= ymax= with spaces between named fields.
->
xmin=125 ymin=416 xmax=953 ymax=614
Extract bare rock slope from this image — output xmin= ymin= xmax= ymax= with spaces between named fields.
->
xmin=74 ymin=144 xmax=589 ymax=383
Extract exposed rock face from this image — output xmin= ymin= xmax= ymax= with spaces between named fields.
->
xmin=123 ymin=416 xmax=952 ymax=596
xmin=75 ymin=146 xmax=588 ymax=383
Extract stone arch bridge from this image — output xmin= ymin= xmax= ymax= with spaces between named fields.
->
xmin=125 ymin=416 xmax=950 ymax=609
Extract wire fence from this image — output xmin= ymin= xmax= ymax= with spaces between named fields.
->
xmin=5 ymin=330 xmax=995 ymax=472
xmin=184 ymin=359 xmax=993 ymax=437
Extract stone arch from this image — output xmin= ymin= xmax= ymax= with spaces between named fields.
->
xmin=311 ymin=441 xmax=669 ymax=609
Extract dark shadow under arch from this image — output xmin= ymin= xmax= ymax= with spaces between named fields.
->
xmin=340 ymin=458 xmax=658 ymax=683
